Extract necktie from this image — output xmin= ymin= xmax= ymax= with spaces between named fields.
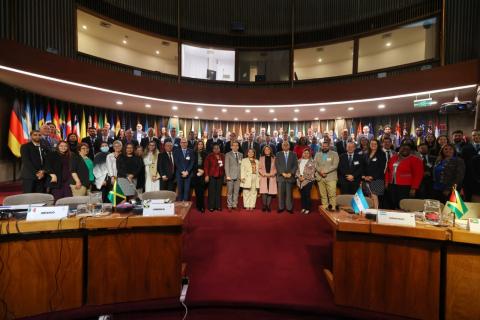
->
xmin=285 ymin=152 xmax=288 ymax=164
xmin=348 ymin=154 xmax=353 ymax=166
xmin=37 ymin=146 xmax=43 ymax=165
xmin=183 ymin=149 xmax=186 ymax=157
xmin=169 ymin=152 xmax=174 ymax=171
xmin=343 ymin=140 xmax=346 ymax=149
xmin=234 ymin=152 xmax=238 ymax=161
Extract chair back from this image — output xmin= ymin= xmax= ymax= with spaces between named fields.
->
xmin=336 ymin=194 xmax=374 ymax=209
xmin=55 ymin=196 xmax=91 ymax=206
xmin=3 ymin=193 xmax=54 ymax=206
xmin=400 ymin=199 xmax=445 ymax=212
xmin=141 ymin=191 xmax=176 ymax=203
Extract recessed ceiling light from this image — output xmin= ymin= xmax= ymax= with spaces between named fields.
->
xmin=294 ymin=109 xmax=299 ymax=113
xmin=245 ymin=109 xmax=251 ymax=113
xmin=314 ymin=117 xmax=319 ymax=120
xmin=122 ymin=39 xmax=127 ymax=44
xmin=145 ymin=104 xmax=151 ymax=108
xmin=336 ymin=117 xmax=343 ymax=120
xmin=378 ymin=104 xmax=386 ymax=109
xmin=82 ymin=25 xmax=87 ymax=30
xmin=171 ymin=106 xmax=178 ymax=110
xmin=116 ymin=100 xmax=123 ymax=105
xmin=386 ymin=42 xmax=391 ymax=47
xmin=253 ymin=118 xmax=258 ymax=121
xmin=196 ymin=107 xmax=203 ymax=112
xmin=318 ymin=58 xmax=322 ymax=63
xmin=320 ymin=108 xmax=326 ymax=112
xmin=173 ymin=115 xmax=178 ymax=118
xmin=234 ymin=117 xmax=239 ymax=121
xmin=194 ymin=116 xmax=199 ymax=119
xmin=273 ymin=118 xmax=278 ymax=121
xmin=293 ymin=118 xmax=298 ymax=121
xmin=347 ymin=107 xmax=354 ymax=111
xmin=214 ymin=117 xmax=219 ymax=120
xmin=221 ymin=108 xmax=227 ymax=113
xmin=155 ymin=50 xmax=160 ymax=55
xmin=269 ymin=109 xmax=275 ymax=113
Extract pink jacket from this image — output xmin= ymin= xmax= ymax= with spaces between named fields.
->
xmin=258 ymin=156 xmax=277 ymax=195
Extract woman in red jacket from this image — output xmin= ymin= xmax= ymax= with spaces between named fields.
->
xmin=385 ymin=142 xmax=424 ymax=209
xmin=204 ymin=143 xmax=225 ymax=212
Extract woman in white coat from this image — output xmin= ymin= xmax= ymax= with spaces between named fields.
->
xmin=143 ymin=140 xmax=160 ymax=192
xmin=240 ymin=148 xmax=260 ymax=210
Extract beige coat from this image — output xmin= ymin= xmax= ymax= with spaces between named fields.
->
xmin=314 ymin=150 xmax=339 ymax=181
xmin=240 ymin=158 xmax=260 ymax=189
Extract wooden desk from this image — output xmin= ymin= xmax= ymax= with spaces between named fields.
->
xmin=445 ymin=228 xmax=480 ymax=320
xmin=320 ymin=207 xmax=448 ymax=320
xmin=0 ymin=202 xmax=190 ymax=319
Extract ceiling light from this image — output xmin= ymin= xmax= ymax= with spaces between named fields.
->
xmin=122 ymin=39 xmax=127 ymax=44
xmin=173 ymin=115 xmax=178 ymax=118
xmin=318 ymin=58 xmax=322 ymax=63
xmin=116 ymin=100 xmax=123 ymax=105
xmin=196 ymin=107 xmax=203 ymax=112
xmin=253 ymin=118 xmax=258 ymax=121
xmin=245 ymin=109 xmax=251 ymax=113
xmin=194 ymin=116 xmax=199 ymax=119
xmin=155 ymin=50 xmax=160 ymax=55
xmin=314 ymin=117 xmax=319 ymax=120
xmin=214 ymin=117 xmax=219 ymax=120
xmin=82 ymin=25 xmax=87 ymax=30
xmin=294 ymin=109 xmax=299 ymax=113
xmin=386 ymin=42 xmax=391 ymax=47
xmin=348 ymin=107 xmax=354 ymax=111
xmin=221 ymin=108 xmax=227 ymax=113
xmin=145 ymin=103 xmax=151 ymax=108
xmin=320 ymin=108 xmax=326 ymax=112
xmin=172 ymin=106 xmax=178 ymax=110
xmin=273 ymin=118 xmax=278 ymax=121
xmin=378 ymin=104 xmax=385 ymax=109
xmin=234 ymin=117 xmax=239 ymax=121
xmin=293 ymin=118 xmax=298 ymax=121
xmin=269 ymin=109 xmax=275 ymax=113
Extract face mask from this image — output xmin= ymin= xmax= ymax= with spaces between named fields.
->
xmin=100 ymin=146 xmax=109 ymax=153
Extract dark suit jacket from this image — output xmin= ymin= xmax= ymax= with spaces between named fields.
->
xmin=164 ymin=136 xmax=181 ymax=149
xmin=241 ymin=141 xmax=261 ymax=158
xmin=20 ymin=142 xmax=47 ymax=179
xmin=121 ymin=138 xmax=139 ymax=148
xmin=206 ymin=138 xmax=224 ymax=153
xmin=141 ymin=136 xmax=160 ymax=150
xmin=173 ymin=148 xmax=195 ymax=177
xmin=335 ymin=139 xmax=349 ymax=155
xmin=95 ymin=136 xmax=114 ymax=152
xmin=276 ymin=141 xmax=294 ymax=152
xmin=275 ymin=150 xmax=298 ymax=183
xmin=362 ymin=150 xmax=387 ymax=180
xmin=81 ymin=136 xmax=98 ymax=159
xmin=338 ymin=153 xmax=364 ymax=185
xmin=157 ymin=151 xmax=176 ymax=180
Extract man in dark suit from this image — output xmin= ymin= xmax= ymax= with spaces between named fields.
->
xmin=20 ymin=130 xmax=47 ymax=193
xmin=157 ymin=141 xmax=176 ymax=191
xmin=416 ymin=143 xmax=436 ymax=199
xmin=224 ymin=132 xmax=242 ymax=154
xmin=275 ymin=141 xmax=298 ymax=213
xmin=122 ymin=129 xmax=139 ymax=148
xmin=173 ymin=138 xmax=195 ymax=201
xmin=260 ymin=134 xmax=277 ymax=155
xmin=335 ymin=129 xmax=350 ymax=155
xmin=338 ymin=142 xmax=364 ymax=194
xmin=186 ymin=131 xmax=197 ymax=149
xmin=132 ymin=123 xmax=146 ymax=144
xmin=96 ymin=127 xmax=114 ymax=152
xmin=206 ymin=129 xmax=224 ymax=153
xmin=242 ymin=133 xmax=261 ymax=158
xmin=81 ymin=127 xmax=98 ymax=159
xmin=141 ymin=128 xmax=160 ymax=150
xmin=277 ymin=133 xmax=294 ymax=152
xmin=164 ymin=127 xmax=181 ymax=150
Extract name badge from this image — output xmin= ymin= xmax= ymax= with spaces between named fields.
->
xmin=468 ymin=218 xmax=480 ymax=233
xmin=372 ymin=158 xmax=377 ymax=162
xmin=27 ymin=206 xmax=69 ymax=221
xmin=186 ymin=156 xmax=190 ymax=160
xmin=327 ymin=158 xmax=332 ymax=162
xmin=143 ymin=200 xmax=175 ymax=216
xmin=353 ymin=161 xmax=359 ymax=165
xmin=377 ymin=210 xmax=416 ymax=227
xmin=218 ymin=160 xmax=223 ymax=167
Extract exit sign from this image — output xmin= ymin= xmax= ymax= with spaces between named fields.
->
xmin=414 ymin=98 xmax=434 ymax=108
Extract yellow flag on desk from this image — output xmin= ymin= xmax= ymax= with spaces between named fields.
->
xmin=108 ymin=179 xmax=126 ymax=206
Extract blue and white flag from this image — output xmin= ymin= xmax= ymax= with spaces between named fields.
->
xmin=351 ymin=187 xmax=369 ymax=214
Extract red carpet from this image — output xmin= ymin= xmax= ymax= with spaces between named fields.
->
xmin=0 ymin=181 xmax=22 ymax=204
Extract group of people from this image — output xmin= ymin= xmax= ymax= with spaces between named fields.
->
xmin=20 ymin=120 xmax=480 ymax=213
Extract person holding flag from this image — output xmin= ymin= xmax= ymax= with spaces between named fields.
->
xmin=432 ymin=144 xmax=465 ymax=203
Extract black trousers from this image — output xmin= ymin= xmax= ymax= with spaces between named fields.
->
xmin=160 ymin=178 xmax=176 ymax=192
xmin=192 ymin=176 xmax=206 ymax=210
xmin=339 ymin=180 xmax=360 ymax=195
xmin=208 ymin=177 xmax=223 ymax=210
xmin=22 ymin=178 xmax=45 ymax=193
xmin=417 ymin=177 xmax=433 ymax=200
xmin=300 ymin=182 xmax=313 ymax=210
xmin=388 ymin=184 xmax=411 ymax=209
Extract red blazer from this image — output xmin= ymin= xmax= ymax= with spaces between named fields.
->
xmin=204 ymin=153 xmax=225 ymax=178
xmin=385 ymin=154 xmax=424 ymax=189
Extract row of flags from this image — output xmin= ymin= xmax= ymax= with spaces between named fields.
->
xmin=7 ymin=93 xmax=446 ymax=158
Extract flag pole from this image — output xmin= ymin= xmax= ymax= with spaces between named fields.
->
xmin=452 ymin=184 xmax=456 ymax=227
